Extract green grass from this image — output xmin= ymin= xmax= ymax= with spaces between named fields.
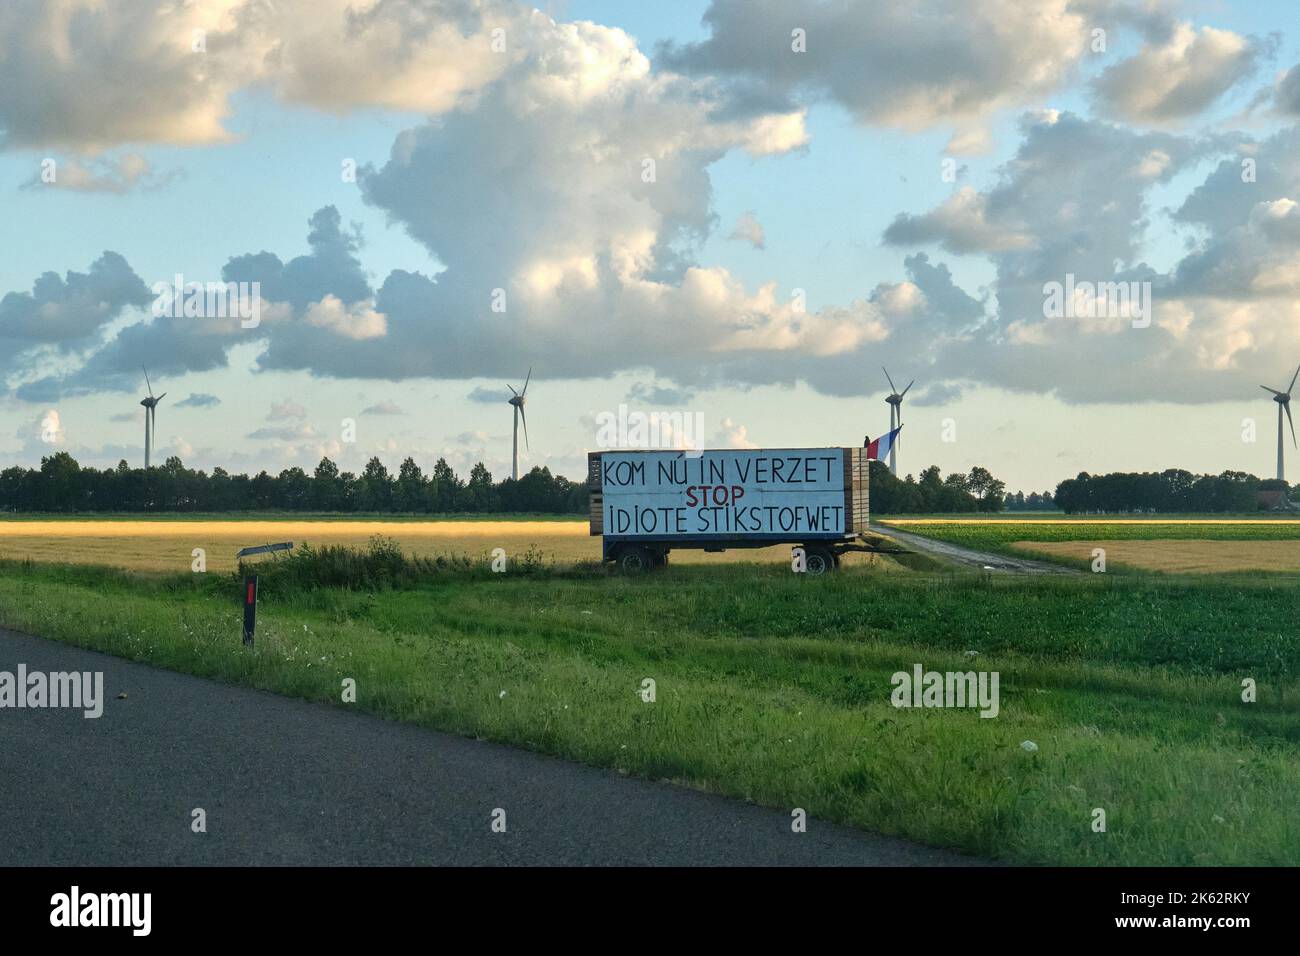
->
xmin=0 ymin=511 xmax=581 ymax=522
xmin=1 ymin=554 xmax=1296 ymax=866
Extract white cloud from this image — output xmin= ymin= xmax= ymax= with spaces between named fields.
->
xmin=267 ymin=402 xmax=307 ymax=421
xmin=727 ymin=212 xmax=766 ymax=249
xmin=304 ymin=295 xmax=388 ymax=340
xmin=1093 ymin=23 xmax=1265 ymax=126
xmin=663 ymin=0 xmax=1098 ymax=130
xmin=22 ymin=153 xmax=173 ymax=192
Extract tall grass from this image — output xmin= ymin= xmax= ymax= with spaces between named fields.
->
xmin=242 ymin=535 xmax=575 ymax=591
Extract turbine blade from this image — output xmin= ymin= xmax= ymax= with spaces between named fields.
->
xmin=1290 ymin=364 xmax=1300 ymax=394
xmin=156 ymin=393 xmax=166 ymax=403
xmin=143 ymin=366 xmax=153 ymax=397
xmin=507 ymin=384 xmax=518 ymax=397
xmin=1288 ymin=402 xmax=1296 ymax=449
xmin=523 ymin=366 xmax=531 ymax=395
xmin=882 ymin=366 xmax=897 ymax=393
xmin=900 ymin=379 xmax=914 ymax=400
xmin=1262 ymin=385 xmax=1283 ymax=396
xmin=520 ymin=406 xmax=529 ymax=450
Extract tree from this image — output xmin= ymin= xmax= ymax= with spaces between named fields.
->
xmin=464 ymin=462 xmax=496 ymax=512
xmin=396 ymin=457 xmax=429 ymax=512
xmin=359 ymin=457 xmax=393 ymax=511
xmin=276 ymin=467 xmax=311 ymax=510
xmin=312 ymin=457 xmax=341 ymax=510
xmin=431 ymin=458 xmax=461 ymax=512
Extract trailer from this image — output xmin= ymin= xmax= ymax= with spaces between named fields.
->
xmin=588 ymin=447 xmax=872 ymax=573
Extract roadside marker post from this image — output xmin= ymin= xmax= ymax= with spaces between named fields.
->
xmin=235 ymin=544 xmax=291 ymax=648
xmin=243 ymin=575 xmax=258 ymax=647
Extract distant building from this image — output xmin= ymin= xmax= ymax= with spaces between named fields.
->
xmin=1257 ymin=489 xmax=1292 ymax=511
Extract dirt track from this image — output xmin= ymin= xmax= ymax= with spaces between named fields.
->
xmin=872 ymin=525 xmax=1083 ymax=575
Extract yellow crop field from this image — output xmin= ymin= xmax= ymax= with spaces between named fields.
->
xmin=0 ymin=520 xmax=892 ymax=573
xmin=887 ymin=518 xmax=1297 ymax=525
xmin=1013 ymin=538 xmax=1300 ymax=573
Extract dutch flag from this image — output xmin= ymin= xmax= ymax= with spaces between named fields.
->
xmin=865 ymin=425 xmax=902 ymax=462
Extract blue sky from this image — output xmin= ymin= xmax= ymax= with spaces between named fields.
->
xmin=3 ymin=0 xmax=1300 ymax=492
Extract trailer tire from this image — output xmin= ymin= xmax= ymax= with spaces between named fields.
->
xmin=614 ymin=545 xmax=655 ymax=574
xmin=804 ymin=546 xmax=836 ymax=576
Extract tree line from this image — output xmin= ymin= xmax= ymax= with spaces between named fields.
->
xmin=0 ymin=452 xmax=587 ymax=514
xmin=3 ymin=454 xmax=1279 ymax=516
xmin=1053 ymin=469 xmax=1282 ymax=514
xmin=1003 ymin=490 xmax=1057 ymax=511
xmin=869 ymin=462 xmax=1007 ymax=513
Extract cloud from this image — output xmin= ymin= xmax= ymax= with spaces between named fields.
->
xmin=304 ymin=295 xmax=388 ymax=340
xmin=0 ymin=252 xmax=150 ymax=364
xmin=362 ymin=400 xmax=403 ymax=415
xmin=710 ymin=417 xmax=756 ymax=449
xmin=884 ymin=186 xmax=1032 ymax=254
xmin=248 ymin=423 xmax=321 ymax=442
xmin=176 ymin=393 xmax=221 ymax=408
xmin=452 ymin=430 xmax=489 ymax=445
xmin=627 ymin=381 xmax=695 ymax=405
xmin=7 ymin=3 xmax=1296 ymax=416
xmin=267 ymin=401 xmax=307 ymax=421
xmin=1092 ymin=23 xmax=1268 ymax=126
xmin=467 ymin=386 xmax=506 ymax=404
xmin=34 ymin=409 xmax=65 ymax=447
xmin=660 ymin=0 xmax=1100 ymax=131
xmin=1272 ymin=62 xmax=1300 ymax=116
xmin=0 ymin=0 xmax=257 ymax=150
xmin=912 ymin=383 xmax=965 ymax=406
xmin=0 ymin=0 xmax=533 ymax=152
xmin=727 ymin=212 xmax=765 ymax=249
xmin=20 ymin=153 xmax=174 ymax=193
xmin=871 ymin=112 xmax=1300 ymax=404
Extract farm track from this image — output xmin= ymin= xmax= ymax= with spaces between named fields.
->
xmin=872 ymin=525 xmax=1084 ymax=575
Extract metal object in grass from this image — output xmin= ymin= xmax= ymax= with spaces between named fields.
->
xmin=235 ymin=542 xmax=294 ymax=559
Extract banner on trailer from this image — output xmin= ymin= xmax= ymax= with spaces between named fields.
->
xmin=600 ymin=449 xmax=845 ymax=537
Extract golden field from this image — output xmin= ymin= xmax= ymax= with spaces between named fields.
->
xmin=1013 ymin=538 xmax=1300 ymax=573
xmin=0 ymin=520 xmax=892 ymax=572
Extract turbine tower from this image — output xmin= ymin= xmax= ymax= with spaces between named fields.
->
xmin=507 ymin=367 xmax=531 ymax=481
xmin=140 ymin=367 xmax=166 ymax=469
xmin=882 ymin=367 xmax=913 ymax=475
xmin=1261 ymin=364 xmax=1299 ymax=482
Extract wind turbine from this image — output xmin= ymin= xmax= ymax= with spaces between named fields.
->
xmin=507 ymin=367 xmax=531 ymax=481
xmin=140 ymin=367 xmax=166 ymax=469
xmin=882 ymin=367 xmax=913 ymax=475
xmin=1261 ymin=364 xmax=1299 ymax=482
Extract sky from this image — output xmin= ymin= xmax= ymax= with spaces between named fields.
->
xmin=3 ymin=0 xmax=1300 ymax=493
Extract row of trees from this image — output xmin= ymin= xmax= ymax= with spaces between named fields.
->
xmin=0 ymin=453 xmax=587 ymax=514
xmin=1003 ymin=490 xmax=1058 ymax=511
xmin=1053 ymin=470 xmax=1282 ymax=514
xmin=869 ymin=462 xmax=1007 ymax=514
xmin=4 ymin=455 xmax=1278 ymax=516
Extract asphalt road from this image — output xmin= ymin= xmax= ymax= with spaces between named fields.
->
xmin=0 ymin=629 xmax=986 ymax=866
xmin=873 ymin=525 xmax=1084 ymax=575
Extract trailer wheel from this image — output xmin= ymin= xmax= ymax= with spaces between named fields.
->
xmin=804 ymin=546 xmax=837 ymax=575
xmin=615 ymin=545 xmax=654 ymax=574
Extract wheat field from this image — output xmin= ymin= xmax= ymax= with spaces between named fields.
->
xmin=0 ymin=519 xmax=896 ymax=572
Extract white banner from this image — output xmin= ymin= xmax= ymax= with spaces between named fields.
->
xmin=601 ymin=449 xmax=846 ymax=537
